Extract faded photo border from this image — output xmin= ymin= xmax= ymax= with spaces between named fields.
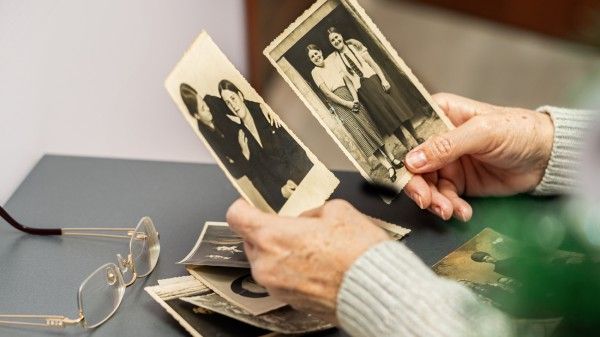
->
xmin=165 ymin=32 xmax=339 ymax=216
xmin=264 ymin=0 xmax=454 ymax=191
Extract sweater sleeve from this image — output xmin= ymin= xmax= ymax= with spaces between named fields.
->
xmin=532 ymin=106 xmax=597 ymax=195
xmin=336 ymin=241 xmax=515 ymax=337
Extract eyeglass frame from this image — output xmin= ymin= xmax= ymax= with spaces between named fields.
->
xmin=0 ymin=205 xmax=160 ymax=329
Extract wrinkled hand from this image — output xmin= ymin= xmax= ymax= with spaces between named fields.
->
xmin=226 ymin=199 xmax=390 ymax=323
xmin=280 ymin=179 xmax=298 ymax=199
xmin=238 ymin=130 xmax=250 ymax=160
xmin=404 ymin=93 xmax=554 ymax=221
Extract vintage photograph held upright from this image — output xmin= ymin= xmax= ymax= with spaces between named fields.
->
xmin=166 ymin=32 xmax=339 ymax=216
xmin=265 ymin=0 xmax=452 ymax=190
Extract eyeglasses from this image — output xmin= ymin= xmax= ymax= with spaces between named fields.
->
xmin=0 ymin=206 xmax=160 ymax=329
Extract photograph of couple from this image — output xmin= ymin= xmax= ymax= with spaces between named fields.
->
xmin=266 ymin=0 xmax=450 ymax=188
xmin=166 ymin=32 xmax=338 ymax=215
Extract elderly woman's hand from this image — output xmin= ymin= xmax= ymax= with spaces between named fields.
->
xmin=226 ymin=198 xmax=389 ymax=323
xmin=404 ymin=93 xmax=554 ymax=222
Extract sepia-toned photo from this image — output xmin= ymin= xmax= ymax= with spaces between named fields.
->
xmin=265 ymin=0 xmax=452 ymax=190
xmin=433 ymin=228 xmax=583 ymax=321
xmin=179 ymin=222 xmax=249 ymax=268
xmin=182 ymin=292 xmax=333 ymax=334
xmin=166 ymin=32 xmax=339 ymax=216
xmin=145 ymin=280 xmax=271 ymax=337
xmin=187 ymin=266 xmax=286 ymax=316
xmin=433 ymin=228 xmax=519 ymax=298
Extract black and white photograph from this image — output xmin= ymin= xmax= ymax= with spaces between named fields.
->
xmin=187 ymin=266 xmax=286 ymax=316
xmin=264 ymin=0 xmax=452 ymax=190
xmin=166 ymin=31 xmax=339 ymax=216
xmin=145 ymin=281 xmax=271 ymax=337
xmin=181 ymin=292 xmax=333 ymax=334
xmin=178 ymin=222 xmax=249 ymax=269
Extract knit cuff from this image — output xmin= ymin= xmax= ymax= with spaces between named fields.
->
xmin=532 ymin=106 xmax=596 ymax=195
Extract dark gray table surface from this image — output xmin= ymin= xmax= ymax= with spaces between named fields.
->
xmin=0 ymin=155 xmax=562 ymax=337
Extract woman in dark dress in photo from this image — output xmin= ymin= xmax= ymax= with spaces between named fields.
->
xmin=217 ymin=80 xmax=313 ymax=212
xmin=180 ymin=83 xmax=245 ymax=179
xmin=307 ymin=44 xmax=400 ymax=181
xmin=326 ymin=27 xmax=424 ymax=153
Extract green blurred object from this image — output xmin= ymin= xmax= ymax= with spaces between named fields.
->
xmin=460 ymin=195 xmax=600 ymax=336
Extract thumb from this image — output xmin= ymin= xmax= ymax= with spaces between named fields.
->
xmin=405 ymin=116 xmax=494 ymax=173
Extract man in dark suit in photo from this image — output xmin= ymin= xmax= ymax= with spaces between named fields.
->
xmin=217 ymin=79 xmax=313 ymax=212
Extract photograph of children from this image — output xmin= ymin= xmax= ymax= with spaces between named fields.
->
xmin=178 ymin=222 xmax=249 ymax=269
xmin=264 ymin=0 xmax=452 ymax=190
xmin=166 ymin=32 xmax=339 ymax=216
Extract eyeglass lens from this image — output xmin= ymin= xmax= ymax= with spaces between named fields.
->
xmin=129 ymin=217 xmax=160 ymax=278
xmin=78 ymin=263 xmax=125 ymax=328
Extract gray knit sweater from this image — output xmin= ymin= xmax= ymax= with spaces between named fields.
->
xmin=337 ymin=107 xmax=597 ymax=337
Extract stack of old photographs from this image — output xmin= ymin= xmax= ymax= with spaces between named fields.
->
xmin=146 ymin=222 xmax=333 ymax=336
xmin=145 ymin=276 xmax=332 ymax=337
xmin=146 ymin=221 xmax=409 ymax=336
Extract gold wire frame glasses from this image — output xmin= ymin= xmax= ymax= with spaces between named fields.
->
xmin=0 ymin=207 xmax=160 ymax=329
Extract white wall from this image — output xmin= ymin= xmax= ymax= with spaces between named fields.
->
xmin=0 ymin=0 xmax=248 ymax=204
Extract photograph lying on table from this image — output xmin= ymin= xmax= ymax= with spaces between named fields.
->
xmin=145 ymin=277 xmax=271 ymax=337
xmin=182 ymin=292 xmax=333 ymax=334
xmin=433 ymin=227 xmax=582 ymax=322
xmin=264 ymin=0 xmax=452 ymax=190
xmin=187 ymin=266 xmax=286 ymax=316
xmin=166 ymin=31 xmax=339 ymax=216
xmin=433 ymin=228 xmax=521 ymax=306
xmin=179 ymin=222 xmax=250 ymax=269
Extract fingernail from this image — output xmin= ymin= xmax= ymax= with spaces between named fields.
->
xmin=406 ymin=150 xmax=427 ymax=169
xmin=415 ymin=194 xmax=424 ymax=209
xmin=457 ymin=208 xmax=471 ymax=222
xmin=457 ymin=209 xmax=467 ymax=222
xmin=434 ymin=206 xmax=448 ymax=220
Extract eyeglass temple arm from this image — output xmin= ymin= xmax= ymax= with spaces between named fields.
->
xmin=0 ymin=206 xmax=137 ymax=238
xmin=0 ymin=313 xmax=83 ymax=329
xmin=0 ymin=205 xmax=61 ymax=235
xmin=62 ymin=228 xmax=137 ymax=239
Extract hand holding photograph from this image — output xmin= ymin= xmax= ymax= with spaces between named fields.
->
xmin=264 ymin=0 xmax=453 ymax=192
xmin=166 ymin=31 xmax=339 ymax=216
xmin=179 ymin=219 xmax=408 ymax=270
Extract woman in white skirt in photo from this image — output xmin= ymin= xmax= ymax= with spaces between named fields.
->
xmin=307 ymin=43 xmax=401 ymax=182
xmin=326 ymin=27 xmax=424 ymax=153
